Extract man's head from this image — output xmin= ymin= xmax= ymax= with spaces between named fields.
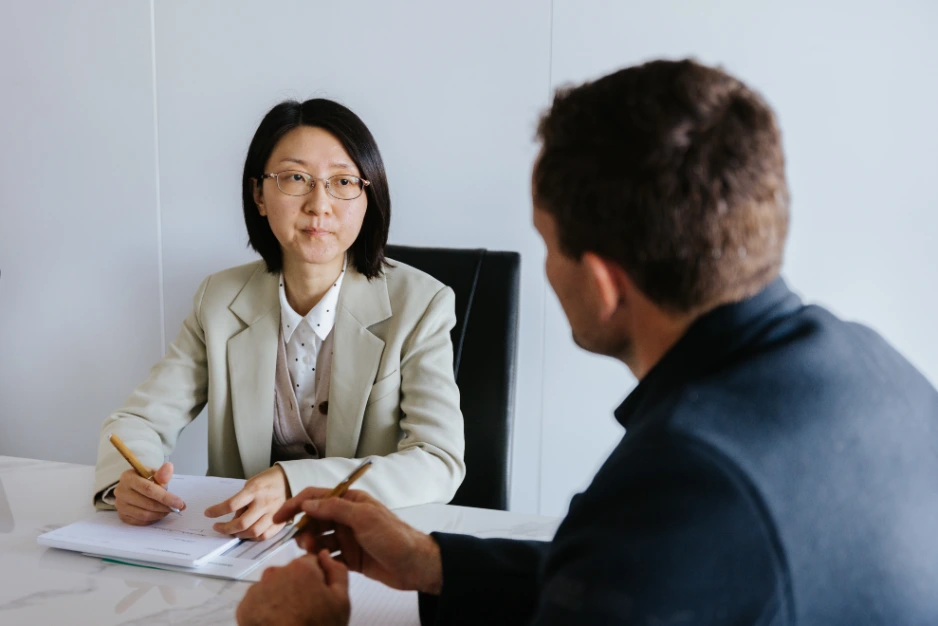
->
xmin=533 ymin=59 xmax=789 ymax=371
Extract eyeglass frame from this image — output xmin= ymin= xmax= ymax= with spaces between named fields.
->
xmin=258 ymin=171 xmax=371 ymax=200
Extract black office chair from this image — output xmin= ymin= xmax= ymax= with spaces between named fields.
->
xmin=386 ymin=245 xmax=520 ymax=511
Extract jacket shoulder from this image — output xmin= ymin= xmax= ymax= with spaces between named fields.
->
xmin=201 ymin=260 xmax=268 ymax=299
xmin=383 ymin=259 xmax=449 ymax=303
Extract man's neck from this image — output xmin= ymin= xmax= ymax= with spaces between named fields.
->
xmin=282 ymin=256 xmax=344 ymax=317
xmin=622 ymin=307 xmax=697 ymax=381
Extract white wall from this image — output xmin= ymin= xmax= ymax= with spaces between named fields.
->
xmin=0 ymin=1 xmax=164 ymax=464
xmin=2 ymin=0 xmax=936 ymax=516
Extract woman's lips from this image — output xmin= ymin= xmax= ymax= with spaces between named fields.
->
xmin=302 ymin=228 xmax=331 ymax=237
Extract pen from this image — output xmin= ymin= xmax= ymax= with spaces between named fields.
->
xmin=293 ymin=458 xmax=372 ymax=533
xmin=108 ymin=433 xmax=183 ymax=515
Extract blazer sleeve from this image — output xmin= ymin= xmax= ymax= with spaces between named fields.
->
xmin=420 ymin=437 xmax=786 ymax=626
xmin=278 ymin=286 xmax=466 ymax=508
xmin=92 ymin=276 xmax=211 ymax=508
xmin=418 ymin=535 xmax=548 ymax=626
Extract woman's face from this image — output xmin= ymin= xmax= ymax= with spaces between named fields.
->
xmin=254 ymin=126 xmax=368 ymax=269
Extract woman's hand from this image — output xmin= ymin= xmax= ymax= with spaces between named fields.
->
xmin=114 ymin=462 xmax=187 ymax=526
xmin=205 ymin=466 xmax=291 ymax=540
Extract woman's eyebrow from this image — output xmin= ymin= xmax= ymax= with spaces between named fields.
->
xmin=278 ymin=157 xmax=308 ymax=166
xmin=277 ymin=157 xmax=357 ymax=171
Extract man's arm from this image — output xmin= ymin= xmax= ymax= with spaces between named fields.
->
xmin=418 ymin=536 xmax=548 ymax=626
xmin=275 ymin=432 xmax=789 ymax=626
xmin=526 ymin=434 xmax=790 ymax=625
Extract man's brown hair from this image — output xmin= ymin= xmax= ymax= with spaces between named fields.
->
xmin=534 ymin=59 xmax=790 ymax=314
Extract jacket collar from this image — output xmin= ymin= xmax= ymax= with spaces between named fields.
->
xmin=227 ymin=261 xmax=393 ymax=477
xmin=229 ymin=264 xmax=279 ymax=327
xmin=325 ymin=266 xmax=392 ymax=458
xmin=614 ymin=277 xmax=803 ymax=430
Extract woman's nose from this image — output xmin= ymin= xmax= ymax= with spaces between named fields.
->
xmin=302 ymin=184 xmax=332 ymax=215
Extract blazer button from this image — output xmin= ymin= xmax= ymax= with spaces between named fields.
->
xmin=319 ymin=401 xmax=329 ymax=415
xmin=304 ymin=443 xmax=317 ymax=456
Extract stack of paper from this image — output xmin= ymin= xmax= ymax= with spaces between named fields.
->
xmin=38 ymin=475 xmax=294 ymax=577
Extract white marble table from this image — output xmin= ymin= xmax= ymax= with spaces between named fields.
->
xmin=0 ymin=456 xmax=559 ymax=625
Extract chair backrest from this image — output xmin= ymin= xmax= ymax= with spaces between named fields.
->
xmin=385 ymin=245 xmax=520 ymax=510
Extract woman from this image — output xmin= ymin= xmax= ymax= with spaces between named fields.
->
xmin=93 ymin=99 xmax=465 ymax=540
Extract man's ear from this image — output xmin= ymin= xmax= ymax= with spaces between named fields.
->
xmin=582 ymin=252 xmax=627 ymax=321
xmin=253 ymin=179 xmax=267 ymax=216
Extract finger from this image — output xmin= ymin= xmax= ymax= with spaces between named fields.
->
xmin=257 ymin=521 xmax=286 ymax=541
xmin=292 ymin=514 xmax=331 ymax=550
xmin=129 ymin=474 xmax=186 ymax=511
xmin=291 ymin=553 xmax=325 ymax=583
xmin=205 ymin=488 xmax=255 ymax=519
xmin=319 ymin=549 xmax=349 ymax=591
xmin=334 ymin=524 xmax=362 ymax=570
xmin=273 ymin=486 xmax=334 ymax=523
xmin=153 ymin=462 xmax=174 ymax=486
xmin=295 ymin=518 xmax=332 ymax=553
xmin=118 ymin=502 xmax=169 ymax=525
xmin=119 ymin=487 xmax=173 ymax=514
xmin=231 ymin=513 xmax=274 ymax=540
xmin=214 ymin=502 xmax=265 ymax=536
xmin=338 ymin=488 xmax=376 ymax=504
xmin=260 ymin=564 xmax=282 ymax=582
xmin=315 ymin=528 xmax=342 ymax=555
xmin=299 ymin=497 xmax=366 ymax=529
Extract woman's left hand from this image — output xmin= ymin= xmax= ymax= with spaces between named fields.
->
xmin=204 ymin=466 xmax=291 ymax=540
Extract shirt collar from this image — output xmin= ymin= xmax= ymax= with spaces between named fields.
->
xmin=613 ymin=277 xmax=803 ymax=430
xmin=279 ymin=257 xmax=348 ymax=343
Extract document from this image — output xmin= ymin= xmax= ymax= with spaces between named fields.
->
xmin=99 ymin=523 xmax=298 ymax=579
xmin=38 ymin=475 xmax=253 ymax=568
xmin=347 ymin=573 xmax=419 ymax=626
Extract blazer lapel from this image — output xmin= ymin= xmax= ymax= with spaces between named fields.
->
xmin=326 ymin=267 xmax=392 ymax=458
xmin=227 ymin=265 xmax=280 ymax=478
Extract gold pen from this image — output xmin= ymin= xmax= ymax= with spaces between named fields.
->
xmin=293 ymin=459 xmax=372 ymax=533
xmin=108 ymin=433 xmax=183 ymax=515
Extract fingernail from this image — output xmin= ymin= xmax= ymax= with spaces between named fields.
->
xmin=305 ymin=501 xmax=319 ymax=512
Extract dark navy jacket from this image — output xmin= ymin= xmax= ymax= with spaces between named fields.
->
xmin=419 ymin=279 xmax=938 ymax=625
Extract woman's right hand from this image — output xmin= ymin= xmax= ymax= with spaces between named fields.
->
xmin=114 ymin=462 xmax=187 ymax=525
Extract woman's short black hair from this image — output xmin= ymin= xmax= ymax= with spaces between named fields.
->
xmin=242 ymin=98 xmax=391 ymax=278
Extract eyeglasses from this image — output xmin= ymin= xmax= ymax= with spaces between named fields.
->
xmin=259 ymin=171 xmax=371 ymax=200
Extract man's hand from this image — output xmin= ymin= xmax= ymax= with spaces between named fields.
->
xmin=205 ymin=466 xmax=290 ymax=540
xmin=114 ymin=462 xmax=186 ymax=526
xmin=236 ymin=550 xmax=350 ymax=626
xmin=273 ymin=487 xmax=443 ymax=595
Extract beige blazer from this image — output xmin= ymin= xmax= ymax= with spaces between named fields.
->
xmin=94 ymin=259 xmax=466 ymax=509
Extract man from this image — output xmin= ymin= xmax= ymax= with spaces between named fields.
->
xmin=237 ymin=59 xmax=938 ymax=625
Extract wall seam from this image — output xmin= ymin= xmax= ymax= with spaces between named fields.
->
xmin=149 ymin=0 xmax=166 ymax=354
xmin=536 ymin=0 xmax=555 ymax=516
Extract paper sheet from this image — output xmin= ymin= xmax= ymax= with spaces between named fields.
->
xmin=38 ymin=475 xmax=247 ymax=567
xmin=348 ymin=573 xmax=419 ymax=626
xmin=99 ymin=524 xmax=299 ymax=579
